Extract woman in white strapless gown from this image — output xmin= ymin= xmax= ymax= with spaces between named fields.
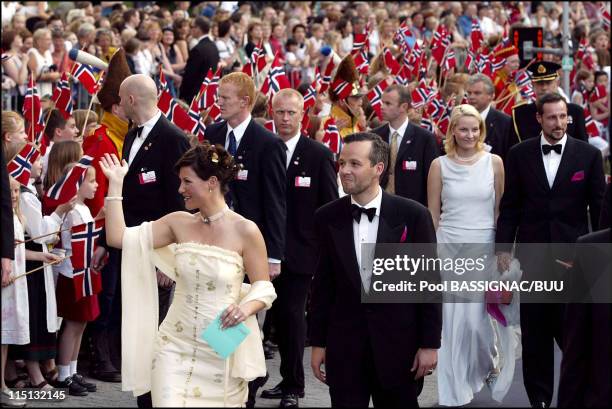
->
xmin=427 ymin=105 xmax=519 ymax=406
xmin=99 ymin=143 xmax=277 ymax=407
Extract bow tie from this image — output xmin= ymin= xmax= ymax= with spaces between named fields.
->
xmin=135 ymin=126 xmax=145 ymax=139
xmin=542 ymin=144 xmax=562 ymax=155
xmin=351 ymin=204 xmax=376 ymax=223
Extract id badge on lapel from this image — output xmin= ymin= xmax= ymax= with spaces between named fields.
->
xmin=138 ymin=168 xmax=157 ymax=185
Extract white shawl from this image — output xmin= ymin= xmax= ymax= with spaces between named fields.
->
xmin=120 ymin=222 xmax=276 ymax=397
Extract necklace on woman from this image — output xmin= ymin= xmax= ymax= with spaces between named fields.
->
xmin=200 ymin=205 xmax=229 ymax=224
xmin=454 ymin=151 xmax=480 ymax=162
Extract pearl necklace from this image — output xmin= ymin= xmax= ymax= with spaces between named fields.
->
xmin=454 ymin=152 xmax=480 ymax=163
xmin=200 ymin=205 xmax=229 ymax=224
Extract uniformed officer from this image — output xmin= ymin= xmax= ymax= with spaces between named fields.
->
xmin=509 ymin=60 xmax=587 ymax=147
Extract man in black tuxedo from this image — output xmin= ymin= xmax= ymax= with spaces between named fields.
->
xmin=204 ymin=72 xmax=286 ymax=407
xmin=179 ymin=16 xmax=219 ymax=104
xmin=372 ymin=84 xmax=438 ymax=206
xmin=510 ymin=61 xmax=587 ymax=147
xmin=310 ymin=133 xmax=442 ymax=407
xmin=496 ymin=93 xmax=605 ymax=408
xmin=466 ymin=73 xmax=513 ymax=162
xmin=558 ymin=228 xmax=611 ymax=408
xmin=1 ymin=148 xmax=14 ymax=287
xmin=259 ymin=89 xmax=338 ymax=408
xmin=118 ymin=74 xmax=190 ymax=408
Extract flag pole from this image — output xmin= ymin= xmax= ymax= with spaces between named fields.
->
xmin=9 ymin=257 xmax=67 ymax=282
xmin=79 ymin=71 xmax=103 ymax=141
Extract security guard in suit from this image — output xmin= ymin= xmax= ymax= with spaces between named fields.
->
xmin=509 ymin=60 xmax=587 ymax=148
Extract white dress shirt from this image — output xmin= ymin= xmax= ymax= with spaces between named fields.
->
xmin=284 ymin=132 xmax=301 ymax=169
xmin=540 ymin=133 xmax=567 ymax=188
xmin=225 ymin=114 xmax=252 ymax=152
xmin=351 ymin=186 xmax=383 ymax=292
xmin=480 ymin=104 xmax=492 ymax=122
xmin=128 ymin=110 xmax=162 ymax=165
xmin=388 ymin=117 xmax=409 ymax=150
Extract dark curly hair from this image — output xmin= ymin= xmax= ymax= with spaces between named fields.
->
xmin=173 ymin=142 xmax=238 ymax=194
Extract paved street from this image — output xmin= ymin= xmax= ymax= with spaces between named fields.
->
xmin=27 ymin=345 xmax=562 ymax=408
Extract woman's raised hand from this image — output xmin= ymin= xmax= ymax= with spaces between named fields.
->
xmin=99 ymin=153 xmax=128 ymax=185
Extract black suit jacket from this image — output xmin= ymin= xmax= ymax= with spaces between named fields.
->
xmin=484 ymin=108 xmax=512 ymax=162
xmin=205 ymin=119 xmax=287 ymax=260
xmin=510 ymin=101 xmax=588 ymax=147
xmin=284 ymin=136 xmax=338 ymax=274
xmin=179 ymin=37 xmax=219 ymax=104
xmin=310 ymin=192 xmax=442 ymax=388
xmin=1 ymin=149 xmax=14 ymax=259
xmin=372 ymin=121 xmax=439 ymax=206
xmin=558 ymin=228 xmax=611 ymax=408
xmin=496 ymin=136 xmax=605 ymax=259
xmin=121 ymin=115 xmax=190 ymax=227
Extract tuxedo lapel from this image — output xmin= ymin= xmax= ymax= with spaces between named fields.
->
xmin=528 ymin=139 xmax=551 ymax=192
xmin=552 ymin=136 xmax=577 ymax=191
xmin=122 ymin=127 xmax=137 ymax=162
xmin=377 ymin=193 xmax=406 ymax=243
xmin=329 ymin=198 xmax=362 ymax=292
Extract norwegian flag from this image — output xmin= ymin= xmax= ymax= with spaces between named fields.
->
xmin=51 ymin=72 xmax=73 ymax=120
xmin=420 ymin=113 xmax=435 ymax=133
xmin=321 ymin=117 xmax=342 ymax=154
xmin=261 ymin=52 xmax=290 ymax=97
xmin=195 ymin=69 xmax=214 ymax=110
xmin=188 ymin=94 xmax=206 ymax=142
xmin=354 ymin=48 xmax=370 ymax=75
xmin=7 ymin=143 xmax=40 ymax=186
xmin=584 ymin=108 xmax=600 ymax=137
xmin=470 ymin=19 xmax=485 ymax=51
xmin=383 ymin=47 xmax=401 ymax=76
xmin=491 ymin=57 xmax=506 ymax=75
xmin=436 ymin=99 xmax=455 ymax=136
xmin=431 ymin=25 xmax=451 ymax=65
xmin=23 ymin=75 xmax=42 ymax=139
xmin=330 ymin=78 xmax=352 ymax=100
xmin=70 ymin=219 xmax=104 ymax=300
xmin=71 ymin=62 xmax=98 ymax=94
xmin=264 ymin=119 xmax=276 ymax=133
xmin=303 ymin=80 xmax=317 ymax=111
xmin=411 ymin=86 xmax=436 ymax=109
xmin=426 ymin=93 xmax=447 ymax=121
xmin=367 ymin=80 xmax=389 ymax=121
xmin=207 ymin=102 xmax=222 ymax=123
xmin=601 ymin=4 xmax=610 ymax=30
xmin=202 ymin=68 xmax=221 ymax=110
xmin=394 ymin=20 xmax=413 ymax=51
xmin=352 ymin=33 xmax=368 ymax=55
xmin=590 ymin=84 xmax=608 ymax=102
xmin=157 ymin=64 xmax=168 ymax=94
xmin=246 ymin=40 xmax=268 ymax=76
xmin=441 ymin=48 xmax=457 ymax=73
xmin=158 ymin=88 xmax=198 ymax=133
xmin=408 ymin=41 xmax=424 ymax=79
xmin=477 ymin=51 xmax=492 ymax=76
xmin=319 ymin=58 xmax=336 ymax=94
xmin=45 ymin=155 xmax=93 ymax=203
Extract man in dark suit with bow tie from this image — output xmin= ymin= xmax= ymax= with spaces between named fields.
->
xmin=179 ymin=16 xmax=220 ymax=104
xmin=310 ymin=132 xmax=442 ymax=407
xmin=119 ymin=74 xmax=190 ymax=408
xmin=372 ymin=85 xmax=439 ymax=206
xmin=466 ymin=73 xmax=513 ymax=162
xmin=496 ymin=92 xmax=605 ymax=408
xmin=204 ymin=72 xmax=286 ymax=407
xmin=260 ymin=89 xmax=338 ymax=408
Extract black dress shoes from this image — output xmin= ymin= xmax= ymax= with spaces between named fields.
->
xmin=280 ymin=393 xmax=299 ymax=408
xmin=262 ymin=384 xmax=305 ymax=399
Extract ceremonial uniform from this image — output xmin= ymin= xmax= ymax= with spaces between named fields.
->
xmin=319 ymin=55 xmax=366 ymax=139
xmin=510 ymin=61 xmax=588 ymax=147
xmin=492 ymin=45 xmax=524 ymax=115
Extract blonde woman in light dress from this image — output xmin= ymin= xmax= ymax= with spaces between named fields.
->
xmin=100 ymin=142 xmax=276 ymax=407
xmin=427 ymin=104 xmax=520 ymax=406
